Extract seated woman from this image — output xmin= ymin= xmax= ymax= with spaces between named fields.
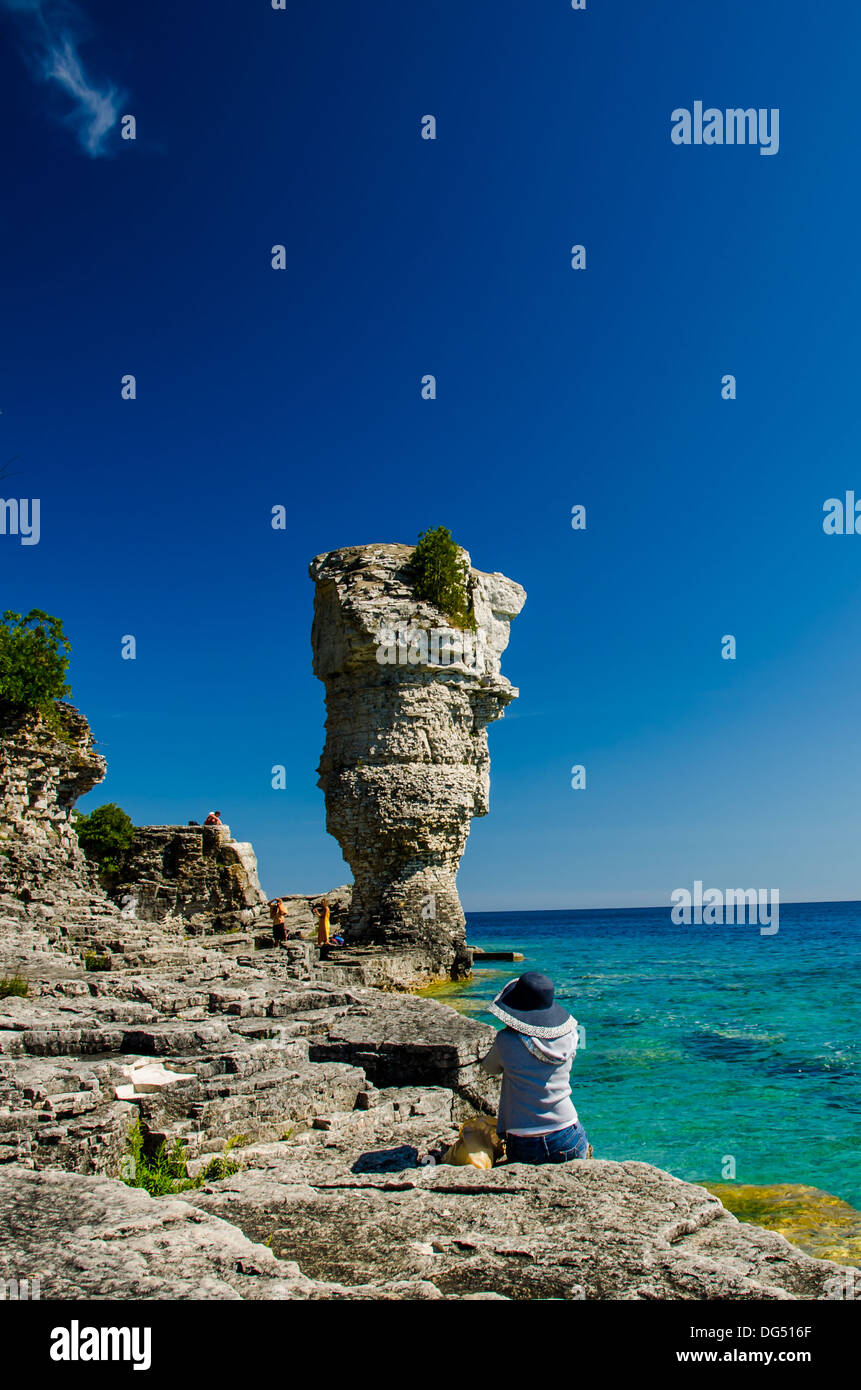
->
xmin=480 ymin=971 xmax=591 ymax=1164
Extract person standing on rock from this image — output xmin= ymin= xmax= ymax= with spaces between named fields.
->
xmin=312 ymin=899 xmax=331 ymax=958
xmin=480 ymin=971 xmax=592 ymax=1164
xmin=269 ymin=898 xmax=287 ymax=946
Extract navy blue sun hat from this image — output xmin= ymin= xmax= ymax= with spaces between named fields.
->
xmin=489 ymin=971 xmax=574 ymax=1039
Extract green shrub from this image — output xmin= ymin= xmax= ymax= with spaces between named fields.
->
xmin=83 ymin=951 xmax=111 ymax=972
xmin=201 ymin=1155 xmax=241 ymax=1182
xmin=74 ymin=803 xmax=135 ymax=884
xmin=406 ymin=527 xmax=476 ymax=629
xmin=0 ymin=972 xmax=28 ymax=998
xmin=122 ymin=1121 xmax=198 ymax=1196
xmin=121 ymin=1122 xmax=244 ymax=1195
xmin=0 ymin=610 xmax=71 ymax=712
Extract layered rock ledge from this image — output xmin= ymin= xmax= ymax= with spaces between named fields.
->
xmin=0 ymin=840 xmax=853 ymax=1298
xmin=310 ymin=543 xmax=525 ymax=983
xmin=1 ymin=702 xmax=104 ymax=900
xmin=108 ymin=823 xmax=268 ymax=934
xmin=1 ymin=1112 xmax=852 ymax=1300
xmin=1 ymin=879 xmax=855 ymax=1297
xmin=1 ymin=687 xmax=855 ymax=1301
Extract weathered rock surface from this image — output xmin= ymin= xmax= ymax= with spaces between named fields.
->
xmin=0 ymin=705 xmax=334 ymax=981
xmin=109 ymin=824 xmax=268 ymax=934
xmin=0 ymin=1166 xmax=452 ymax=1300
xmin=0 ymin=701 xmax=125 ymax=974
xmin=0 ymin=937 xmax=498 ymax=1173
xmin=307 ymin=990 xmax=498 ymax=1105
xmin=310 ymin=543 xmax=525 ymax=983
xmin=0 ymin=1163 xmax=503 ymax=1300
xmin=0 ymin=702 xmax=104 ymax=861
xmin=1 ymin=1130 xmax=852 ymax=1301
xmin=0 ymin=899 xmax=855 ymax=1299
xmin=185 ymin=1143 xmax=850 ymax=1301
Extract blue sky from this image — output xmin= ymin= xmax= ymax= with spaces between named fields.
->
xmin=2 ymin=0 xmax=861 ymax=907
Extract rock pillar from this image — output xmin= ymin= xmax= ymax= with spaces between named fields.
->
xmin=309 ymin=543 xmax=525 ymax=980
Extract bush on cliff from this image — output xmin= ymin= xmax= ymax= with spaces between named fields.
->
xmin=74 ymin=802 xmax=135 ymax=881
xmin=407 ymin=527 xmax=476 ymax=629
xmin=0 ymin=609 xmax=71 ymax=713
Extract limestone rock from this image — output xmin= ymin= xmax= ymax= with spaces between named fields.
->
xmin=0 ymin=702 xmax=104 ymax=856
xmin=0 ymin=942 xmax=496 ymax=1173
xmin=183 ymin=1149 xmax=852 ymax=1302
xmin=0 ymin=701 xmax=137 ymax=980
xmin=109 ymin=824 xmax=268 ymax=933
xmin=310 ymin=543 xmax=525 ymax=982
xmin=0 ymin=1164 xmax=466 ymax=1300
xmin=307 ymin=990 xmax=498 ymax=1110
xmin=1 ymin=1138 xmax=851 ymax=1300
xmin=116 ymin=1060 xmax=197 ymax=1097
xmin=0 ymin=702 xmax=107 ymax=922
xmin=0 ymin=1165 xmax=311 ymax=1300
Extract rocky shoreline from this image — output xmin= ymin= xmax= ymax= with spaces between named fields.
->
xmin=0 ymin=587 xmax=856 ymax=1299
xmin=0 ymin=893 xmax=854 ymax=1299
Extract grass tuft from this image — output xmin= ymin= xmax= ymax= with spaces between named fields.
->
xmin=83 ymin=951 xmax=111 ymax=972
xmin=0 ymin=971 xmax=29 ymax=999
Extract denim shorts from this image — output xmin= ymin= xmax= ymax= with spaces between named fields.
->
xmin=504 ymin=1120 xmax=590 ymax=1165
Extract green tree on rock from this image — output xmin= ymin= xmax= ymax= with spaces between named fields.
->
xmin=74 ymin=803 xmax=135 ymax=880
xmin=0 ymin=609 xmax=71 ymax=713
xmin=407 ymin=527 xmax=476 ymax=629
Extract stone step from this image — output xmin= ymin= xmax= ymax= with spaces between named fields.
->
xmin=194 ymin=933 xmax=258 ymax=955
xmin=131 ymin=1055 xmax=370 ymax=1147
xmin=313 ymin=963 xmax=373 ymax=988
xmin=265 ymin=989 xmax=359 ymax=1017
xmin=201 ymin=1041 xmax=310 ymax=1078
xmin=312 ymin=1102 xmax=396 ymax=1135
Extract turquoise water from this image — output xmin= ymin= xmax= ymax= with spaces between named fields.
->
xmin=459 ymin=903 xmax=860 ymax=1209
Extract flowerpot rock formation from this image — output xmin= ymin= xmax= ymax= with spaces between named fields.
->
xmin=309 ymin=543 xmax=526 ymax=981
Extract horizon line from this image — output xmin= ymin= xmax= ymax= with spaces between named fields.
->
xmin=464 ymin=897 xmax=861 ymax=916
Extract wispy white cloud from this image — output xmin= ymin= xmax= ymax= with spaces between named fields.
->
xmin=45 ymin=36 xmax=120 ymax=155
xmin=1 ymin=0 xmax=124 ymax=157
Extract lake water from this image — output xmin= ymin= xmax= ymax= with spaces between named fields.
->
xmin=447 ymin=902 xmax=860 ymax=1259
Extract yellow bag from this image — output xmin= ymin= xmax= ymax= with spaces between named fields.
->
xmin=442 ymin=1117 xmax=503 ymax=1170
